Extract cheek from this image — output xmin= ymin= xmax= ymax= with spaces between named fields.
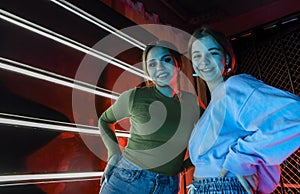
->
xmin=218 ymin=64 xmax=223 ymax=72
xmin=166 ymin=64 xmax=176 ymax=72
xmin=192 ymin=63 xmax=198 ymax=70
xmin=211 ymin=56 xmax=224 ymax=71
xmin=192 ymin=59 xmax=198 ymax=66
xmin=217 ymin=59 xmax=225 ymax=71
xmin=147 ymin=69 xmax=156 ymax=77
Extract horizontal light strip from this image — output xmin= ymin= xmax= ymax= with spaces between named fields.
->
xmin=0 ymin=172 xmax=103 ymax=183
xmin=0 ymin=117 xmax=99 ymax=135
xmin=0 ymin=59 xmax=119 ymax=100
xmin=0 ymin=9 xmax=148 ymax=78
xmin=0 ymin=8 xmax=145 ymax=75
xmin=50 ymin=0 xmax=146 ymax=50
xmin=1 ymin=174 xmax=299 ymax=188
xmin=0 ymin=113 xmax=131 ymax=138
xmin=0 ymin=177 xmax=100 ymax=187
xmin=0 ymin=57 xmax=120 ymax=97
xmin=281 ymin=17 xmax=298 ymax=25
xmin=115 ymin=129 xmax=131 ymax=138
xmin=0 ymin=112 xmax=97 ymax=130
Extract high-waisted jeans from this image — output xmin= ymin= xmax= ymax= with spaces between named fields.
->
xmin=100 ymin=156 xmax=179 ymax=194
xmin=187 ymin=177 xmax=247 ymax=194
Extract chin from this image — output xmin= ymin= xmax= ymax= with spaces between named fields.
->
xmin=157 ymin=83 xmax=169 ymax=87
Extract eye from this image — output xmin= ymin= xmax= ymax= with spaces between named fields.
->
xmin=163 ymin=56 xmax=173 ymax=63
xmin=147 ymin=62 xmax=156 ymax=67
xmin=211 ymin=51 xmax=221 ymax=56
xmin=192 ymin=54 xmax=201 ymax=60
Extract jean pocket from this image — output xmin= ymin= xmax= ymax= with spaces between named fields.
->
xmin=114 ymin=167 xmax=142 ymax=183
xmin=168 ymin=178 xmax=179 ymax=193
xmin=169 ymin=185 xmax=179 ymax=194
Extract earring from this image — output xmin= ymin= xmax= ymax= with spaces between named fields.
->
xmin=225 ymin=57 xmax=231 ymax=72
xmin=225 ymin=58 xmax=229 ymax=66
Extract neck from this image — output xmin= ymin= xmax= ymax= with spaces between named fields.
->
xmin=207 ymin=76 xmax=224 ymax=93
xmin=156 ymin=85 xmax=179 ymax=98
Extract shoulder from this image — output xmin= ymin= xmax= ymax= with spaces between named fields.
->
xmin=119 ymin=86 xmax=153 ymax=95
xmin=222 ymin=74 xmax=265 ymax=98
xmin=225 ymin=74 xmax=264 ymax=90
xmin=181 ymin=90 xmax=201 ymax=112
xmin=119 ymin=86 xmax=156 ymax=101
xmin=226 ymin=74 xmax=297 ymax=98
xmin=118 ymin=87 xmax=136 ymax=98
xmin=181 ymin=90 xmax=198 ymax=101
xmin=215 ymin=74 xmax=265 ymax=109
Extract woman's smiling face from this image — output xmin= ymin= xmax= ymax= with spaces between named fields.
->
xmin=146 ymin=46 xmax=179 ymax=87
xmin=191 ymin=35 xmax=226 ymax=83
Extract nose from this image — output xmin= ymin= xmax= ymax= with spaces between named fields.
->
xmin=156 ymin=61 xmax=166 ymax=70
xmin=199 ymin=54 xmax=210 ymax=68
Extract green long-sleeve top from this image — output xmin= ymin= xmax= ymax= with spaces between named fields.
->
xmin=99 ymin=86 xmax=201 ymax=176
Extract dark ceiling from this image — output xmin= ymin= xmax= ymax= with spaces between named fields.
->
xmin=138 ymin=0 xmax=300 ymax=35
xmin=161 ymin=0 xmax=278 ymax=23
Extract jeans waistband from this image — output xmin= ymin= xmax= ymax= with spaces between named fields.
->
xmin=193 ymin=177 xmax=242 ymax=186
xmin=117 ymin=156 xmax=179 ymax=182
xmin=190 ymin=177 xmax=246 ymax=193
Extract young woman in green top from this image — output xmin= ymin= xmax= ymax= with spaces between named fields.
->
xmin=98 ymin=40 xmax=201 ymax=194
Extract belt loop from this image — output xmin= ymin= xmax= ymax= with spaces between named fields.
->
xmin=187 ymin=184 xmax=197 ymax=194
xmin=169 ymin=176 xmax=174 ymax=186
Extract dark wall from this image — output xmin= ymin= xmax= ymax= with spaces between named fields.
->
xmin=231 ymin=13 xmax=300 ymax=194
xmin=0 ymin=0 xmax=145 ymax=193
xmin=232 ymin=13 xmax=300 ymax=96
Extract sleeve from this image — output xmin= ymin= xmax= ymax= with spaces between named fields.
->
xmin=223 ymin=84 xmax=300 ymax=176
xmin=98 ymin=88 xmax=134 ymax=160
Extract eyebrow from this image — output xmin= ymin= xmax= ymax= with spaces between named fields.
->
xmin=192 ymin=47 xmax=221 ymax=55
xmin=147 ymin=54 xmax=171 ymax=62
xmin=208 ymin=47 xmax=221 ymax=51
xmin=192 ymin=50 xmax=200 ymax=55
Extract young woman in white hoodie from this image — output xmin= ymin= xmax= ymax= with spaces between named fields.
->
xmin=187 ymin=26 xmax=300 ymax=194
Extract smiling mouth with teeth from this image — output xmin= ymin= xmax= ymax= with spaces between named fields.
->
xmin=201 ymin=67 xmax=213 ymax=72
xmin=158 ymin=73 xmax=168 ymax=78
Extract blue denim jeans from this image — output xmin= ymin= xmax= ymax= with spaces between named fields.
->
xmin=99 ymin=156 xmax=179 ymax=194
xmin=187 ymin=177 xmax=246 ymax=194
